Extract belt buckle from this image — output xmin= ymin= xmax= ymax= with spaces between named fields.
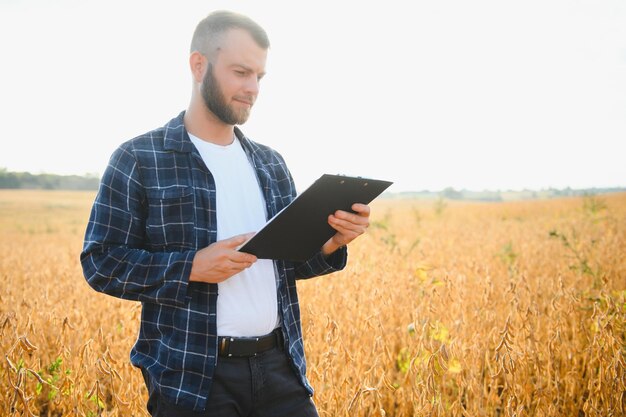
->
xmin=222 ymin=336 xmax=261 ymax=358
xmin=219 ymin=329 xmax=283 ymax=358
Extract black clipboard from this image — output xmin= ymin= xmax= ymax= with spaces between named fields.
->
xmin=239 ymin=174 xmax=393 ymax=261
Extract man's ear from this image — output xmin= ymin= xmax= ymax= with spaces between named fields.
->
xmin=189 ymin=51 xmax=206 ymax=84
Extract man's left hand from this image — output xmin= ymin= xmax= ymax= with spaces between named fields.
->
xmin=321 ymin=203 xmax=370 ymax=256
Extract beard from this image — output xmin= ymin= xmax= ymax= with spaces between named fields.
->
xmin=200 ymin=63 xmax=252 ymax=125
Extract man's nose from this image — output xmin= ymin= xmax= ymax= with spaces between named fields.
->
xmin=243 ymin=76 xmax=260 ymax=95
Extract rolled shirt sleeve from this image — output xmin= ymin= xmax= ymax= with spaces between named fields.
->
xmin=294 ymin=246 xmax=347 ymax=279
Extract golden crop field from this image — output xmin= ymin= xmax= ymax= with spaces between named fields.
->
xmin=1 ymin=190 xmax=624 ymax=417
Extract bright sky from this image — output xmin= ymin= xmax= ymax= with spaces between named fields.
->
xmin=1 ymin=0 xmax=625 ymax=192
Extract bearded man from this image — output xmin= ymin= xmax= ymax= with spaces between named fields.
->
xmin=81 ymin=10 xmax=370 ymax=417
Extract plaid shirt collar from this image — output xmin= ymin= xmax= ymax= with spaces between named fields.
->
xmin=163 ymin=111 xmax=253 ymax=155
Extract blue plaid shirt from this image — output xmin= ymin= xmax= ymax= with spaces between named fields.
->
xmin=81 ymin=111 xmax=347 ymax=411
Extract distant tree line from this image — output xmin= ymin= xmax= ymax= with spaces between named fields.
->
xmin=2 ymin=168 xmax=623 ymax=198
xmin=0 ymin=168 xmax=100 ymax=190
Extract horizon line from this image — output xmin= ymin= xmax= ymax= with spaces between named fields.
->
xmin=1 ymin=168 xmax=624 ymax=195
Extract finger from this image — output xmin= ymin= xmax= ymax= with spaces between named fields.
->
xmin=327 ymin=225 xmax=361 ymax=247
xmin=351 ymin=203 xmax=371 ymax=217
xmin=332 ymin=211 xmax=370 ymax=226
xmin=227 ymin=259 xmax=253 ymax=272
xmin=329 ymin=215 xmax=368 ymax=235
xmin=230 ymin=250 xmax=257 ymax=264
xmin=223 ymin=232 xmax=256 ymax=248
xmin=220 ymin=259 xmax=251 ymax=274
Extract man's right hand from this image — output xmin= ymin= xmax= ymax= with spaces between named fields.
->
xmin=189 ymin=233 xmax=257 ymax=283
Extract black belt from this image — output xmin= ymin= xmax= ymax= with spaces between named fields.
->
xmin=218 ymin=328 xmax=284 ymax=358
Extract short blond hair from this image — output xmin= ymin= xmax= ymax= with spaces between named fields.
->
xmin=190 ymin=10 xmax=270 ymax=56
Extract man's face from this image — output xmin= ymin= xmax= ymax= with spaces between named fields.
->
xmin=200 ymin=29 xmax=267 ymax=126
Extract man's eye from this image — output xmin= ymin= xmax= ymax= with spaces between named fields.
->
xmin=235 ymin=70 xmax=246 ymax=76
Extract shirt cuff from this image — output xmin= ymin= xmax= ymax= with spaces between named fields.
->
xmin=314 ymin=245 xmax=348 ymax=272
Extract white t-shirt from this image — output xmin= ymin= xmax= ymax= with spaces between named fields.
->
xmin=189 ymin=133 xmax=279 ymax=337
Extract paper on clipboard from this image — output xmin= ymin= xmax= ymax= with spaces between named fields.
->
xmin=238 ymin=174 xmax=393 ymax=261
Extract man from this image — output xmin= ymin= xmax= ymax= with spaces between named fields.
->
xmin=81 ymin=10 xmax=370 ymax=417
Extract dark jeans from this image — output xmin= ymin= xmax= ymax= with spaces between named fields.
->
xmin=142 ymin=347 xmax=319 ymax=417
